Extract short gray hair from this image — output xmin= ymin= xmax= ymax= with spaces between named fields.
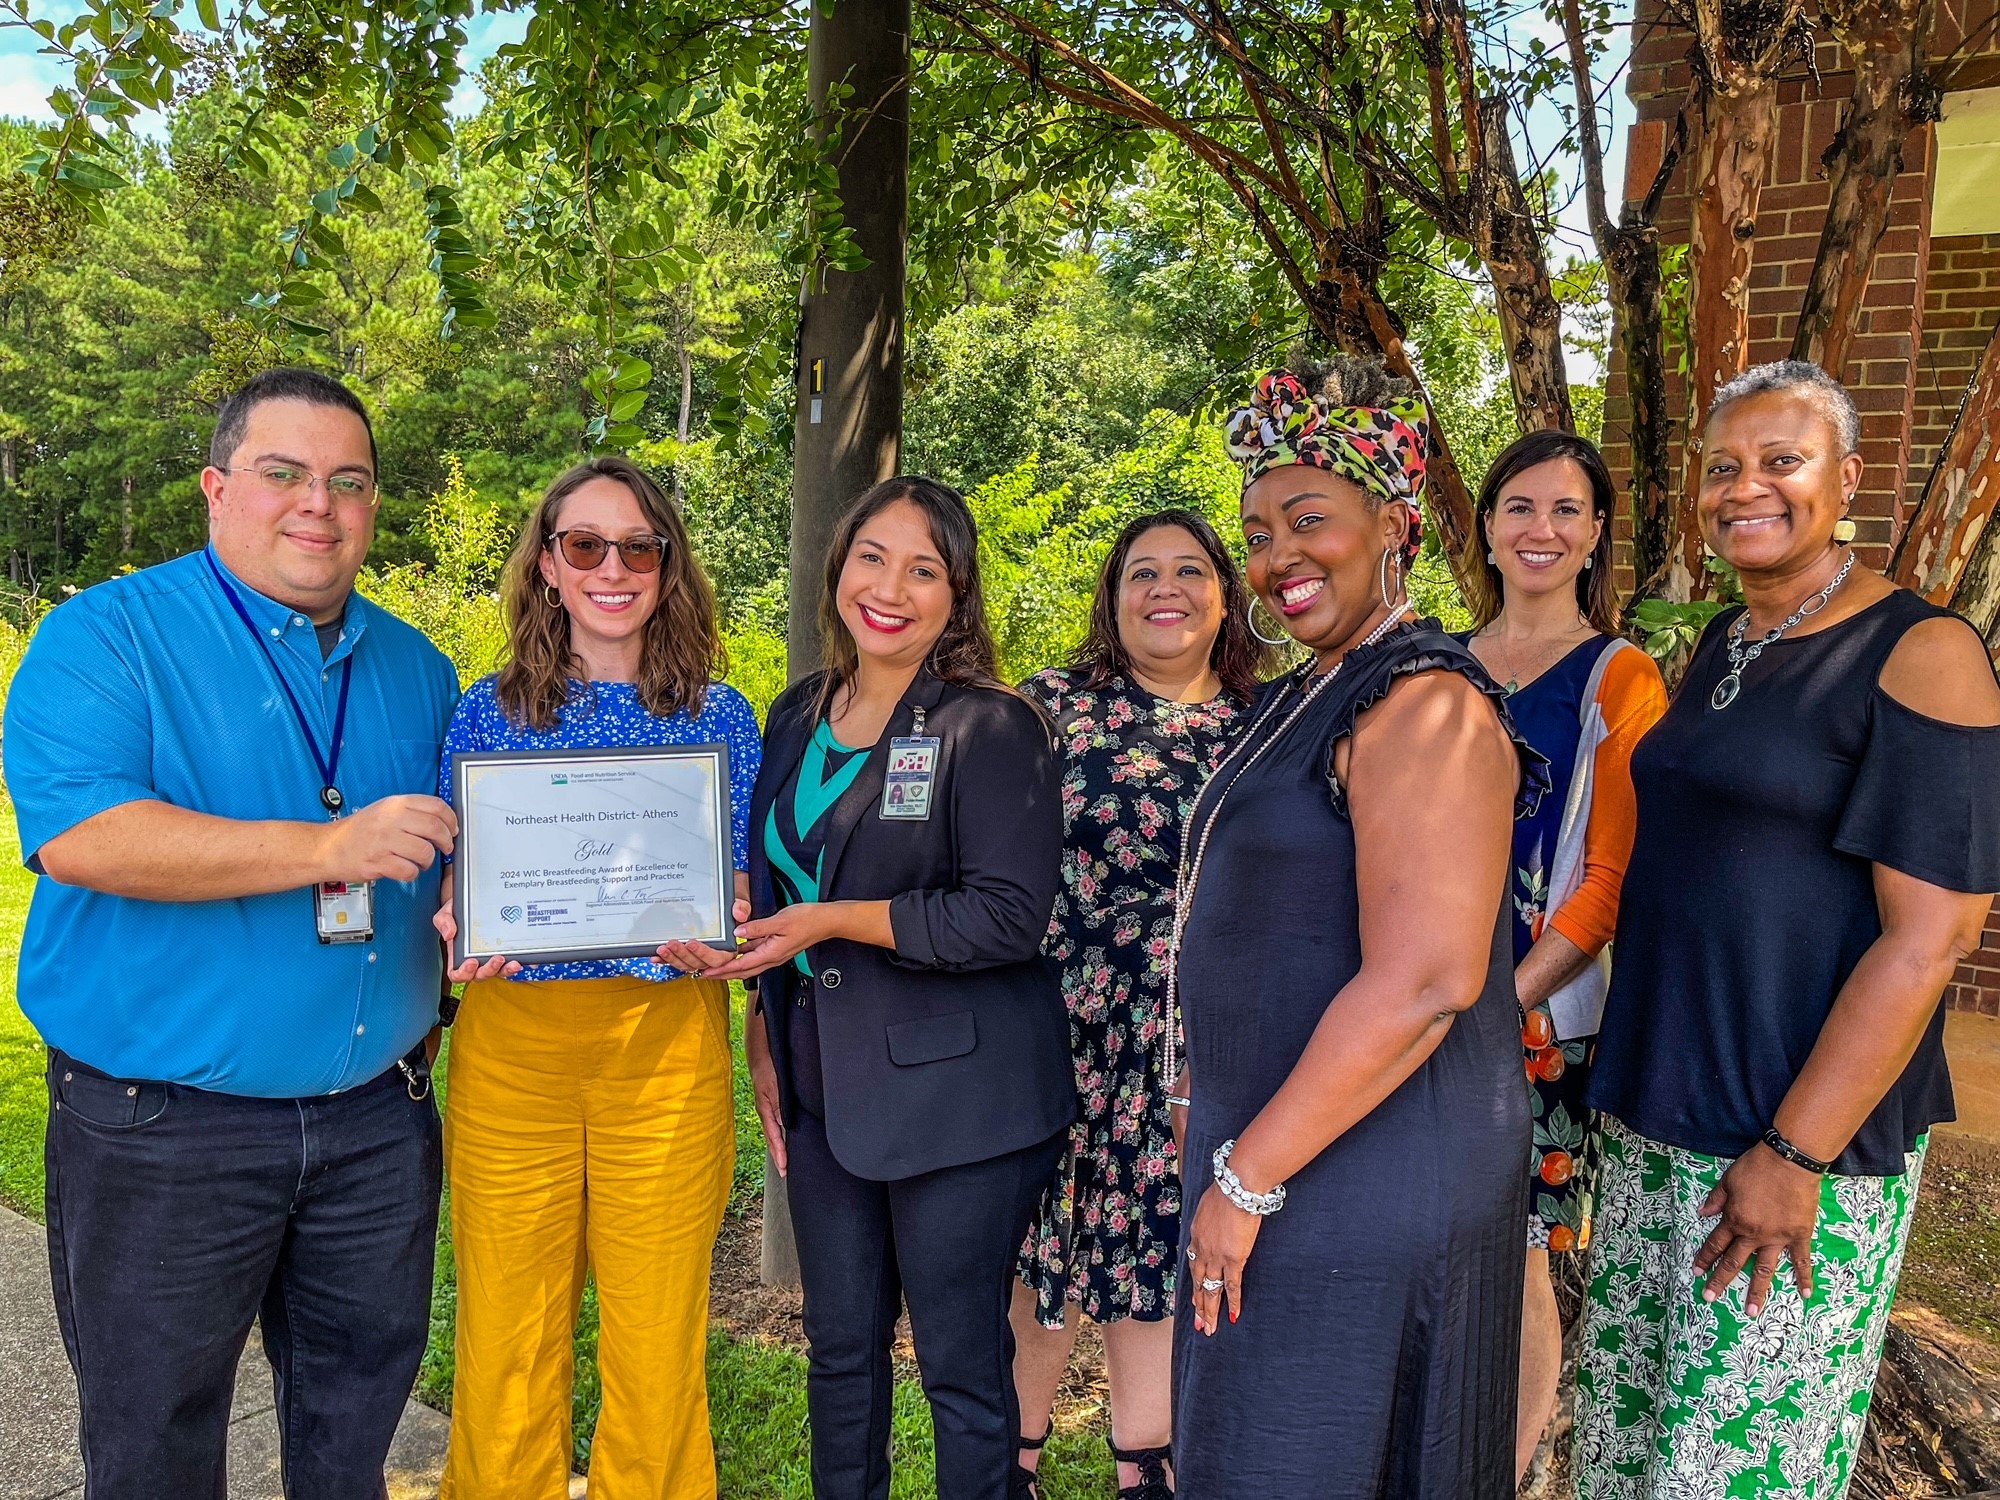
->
xmin=1706 ymin=360 xmax=1860 ymax=456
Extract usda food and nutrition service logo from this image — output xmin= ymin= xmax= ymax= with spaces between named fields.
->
xmin=550 ymin=773 xmax=569 ymax=785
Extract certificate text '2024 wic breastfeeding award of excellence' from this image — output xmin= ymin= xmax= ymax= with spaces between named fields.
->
xmin=452 ymin=744 xmax=736 ymax=966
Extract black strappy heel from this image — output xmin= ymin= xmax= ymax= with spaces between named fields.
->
xmin=1110 ymin=1438 xmax=1175 ymax=1500
xmin=1013 ymin=1424 xmax=1051 ymax=1499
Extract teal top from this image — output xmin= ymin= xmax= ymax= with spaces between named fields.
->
xmin=763 ymin=719 xmax=869 ymax=976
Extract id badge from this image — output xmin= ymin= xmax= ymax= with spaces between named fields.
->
xmin=880 ymin=735 xmax=941 ymax=820
xmin=315 ymin=879 xmax=375 ymax=944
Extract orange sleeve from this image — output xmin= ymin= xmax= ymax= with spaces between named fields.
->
xmin=1546 ymin=647 xmax=1670 ymax=959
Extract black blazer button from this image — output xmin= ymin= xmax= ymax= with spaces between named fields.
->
xmin=820 ymin=967 xmax=842 ymax=989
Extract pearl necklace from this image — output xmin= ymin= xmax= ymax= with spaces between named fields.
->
xmin=1160 ymin=602 xmax=1412 ymax=1087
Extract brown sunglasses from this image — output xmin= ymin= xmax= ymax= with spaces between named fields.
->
xmin=546 ymin=529 xmax=670 ymax=573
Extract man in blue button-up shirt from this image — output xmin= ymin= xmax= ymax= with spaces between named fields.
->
xmin=4 ymin=368 xmax=460 ymax=1499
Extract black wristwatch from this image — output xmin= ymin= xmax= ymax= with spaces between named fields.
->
xmin=1761 ymin=1126 xmax=1832 ymax=1175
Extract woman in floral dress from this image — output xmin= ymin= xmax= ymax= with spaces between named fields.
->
xmin=1010 ymin=508 xmax=1268 ymax=1500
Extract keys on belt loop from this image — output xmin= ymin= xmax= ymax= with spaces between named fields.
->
xmin=396 ymin=1055 xmax=432 ymax=1101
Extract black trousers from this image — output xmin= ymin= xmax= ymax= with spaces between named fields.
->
xmin=785 ymin=1112 xmax=1064 ymax=1500
xmin=44 ymin=1047 xmax=442 ymax=1500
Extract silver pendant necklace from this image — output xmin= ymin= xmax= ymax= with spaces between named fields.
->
xmin=1159 ymin=601 xmax=1412 ymax=1087
xmin=1710 ymin=549 xmax=1856 ymax=711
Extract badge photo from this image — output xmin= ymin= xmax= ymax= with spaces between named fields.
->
xmin=880 ymin=733 xmax=941 ymax=821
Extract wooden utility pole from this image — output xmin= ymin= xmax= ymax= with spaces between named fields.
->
xmin=768 ymin=0 xmax=912 ymax=1287
xmin=786 ymin=0 xmax=912 ymax=672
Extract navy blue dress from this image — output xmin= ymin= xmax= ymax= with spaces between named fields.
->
xmin=1171 ymin=625 xmax=1540 ymax=1499
xmin=1480 ymin=635 xmax=1609 ymax=1250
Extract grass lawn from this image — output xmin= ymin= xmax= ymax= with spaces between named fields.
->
xmin=0 ymin=815 xmax=1115 ymax=1495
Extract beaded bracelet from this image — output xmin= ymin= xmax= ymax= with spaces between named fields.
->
xmin=1212 ymin=1139 xmax=1286 ymax=1215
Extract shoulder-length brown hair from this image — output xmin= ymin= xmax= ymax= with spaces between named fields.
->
xmin=1069 ymin=507 xmax=1271 ymax=702
xmin=812 ymin=475 xmax=1007 ymax=722
xmin=1468 ymin=429 xmax=1619 ymax=634
xmin=495 ymin=455 xmax=725 ymax=730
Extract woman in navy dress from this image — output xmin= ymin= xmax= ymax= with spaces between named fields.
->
xmin=1170 ymin=361 xmax=1542 ymax=1498
xmin=1458 ymin=431 xmax=1667 ymax=1478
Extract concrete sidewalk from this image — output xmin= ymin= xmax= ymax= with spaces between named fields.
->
xmin=0 ymin=1204 xmax=450 ymax=1500
xmin=1945 ymin=1009 xmax=2000 ymax=1145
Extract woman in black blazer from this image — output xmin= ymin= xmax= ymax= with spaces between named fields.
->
xmin=664 ymin=475 xmax=1073 ymax=1500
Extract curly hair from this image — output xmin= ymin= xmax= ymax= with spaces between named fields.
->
xmin=1286 ymin=351 xmax=1414 ymax=410
xmin=1069 ymin=508 xmax=1271 ymax=702
xmin=495 ymin=456 xmax=725 ymax=730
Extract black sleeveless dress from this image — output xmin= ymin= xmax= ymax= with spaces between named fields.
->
xmin=1171 ymin=624 xmax=1544 ymax=1499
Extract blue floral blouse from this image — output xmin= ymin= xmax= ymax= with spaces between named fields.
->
xmin=438 ymin=675 xmax=762 ymax=983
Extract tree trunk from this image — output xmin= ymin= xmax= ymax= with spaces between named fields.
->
xmin=1614 ymin=224 xmax=1679 ymax=602
xmin=1475 ymin=95 xmax=1574 ymax=435
xmin=771 ymin=0 xmax=911 ymax=1287
xmin=120 ymin=473 xmax=134 ymax=559
xmin=1297 ymin=271 xmax=1479 ymax=571
xmin=1677 ymin=76 xmax=1785 ymax=600
xmin=1854 ymin=1310 xmax=2000 ymax=1497
xmin=1952 ymin=497 xmax=2000 ymax=649
xmin=787 ymin=0 xmax=910 ymax=677
xmin=1891 ymin=314 xmax=2000 ymax=609
xmin=1789 ymin=0 xmax=1938 ymax=376
xmin=677 ymin=334 xmax=694 ymax=446
xmin=1557 ymin=0 xmax=1686 ymax=611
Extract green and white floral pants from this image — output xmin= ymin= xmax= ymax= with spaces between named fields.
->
xmin=1575 ymin=1115 xmax=1926 ymax=1500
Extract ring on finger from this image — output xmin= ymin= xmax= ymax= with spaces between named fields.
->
xmin=1199 ymin=1277 xmax=1225 ymax=1292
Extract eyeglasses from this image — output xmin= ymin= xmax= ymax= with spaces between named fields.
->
xmin=547 ymin=529 xmax=671 ymax=573
xmin=222 ymin=464 xmax=377 ymax=504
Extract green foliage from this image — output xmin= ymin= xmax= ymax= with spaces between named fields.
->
xmin=967 ymin=412 xmax=1241 ymax=682
xmin=722 ymin=613 xmax=788 ymax=723
xmin=0 ymin=816 xmax=41 ymax=1216
xmin=358 ymin=457 xmax=511 ymax=687
xmin=1631 ymin=556 xmax=1742 ymax=668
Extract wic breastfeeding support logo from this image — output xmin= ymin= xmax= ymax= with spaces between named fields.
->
xmin=500 ymin=906 xmax=524 ymax=923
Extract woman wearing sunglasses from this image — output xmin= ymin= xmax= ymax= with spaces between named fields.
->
xmin=432 ymin=457 xmax=762 ymax=1499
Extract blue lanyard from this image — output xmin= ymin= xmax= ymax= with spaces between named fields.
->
xmin=204 ymin=549 xmax=355 ymax=817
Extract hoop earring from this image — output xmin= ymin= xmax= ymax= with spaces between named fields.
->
xmin=543 ymin=584 xmax=561 ymax=607
xmin=1378 ymin=547 xmax=1404 ymax=610
xmin=1245 ymin=595 xmax=1289 ymax=647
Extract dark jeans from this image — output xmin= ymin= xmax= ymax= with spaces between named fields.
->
xmin=785 ymin=1113 xmax=1064 ymax=1500
xmin=44 ymin=1046 xmax=442 ymax=1500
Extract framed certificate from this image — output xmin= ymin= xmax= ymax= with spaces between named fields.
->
xmin=452 ymin=744 xmax=736 ymax=966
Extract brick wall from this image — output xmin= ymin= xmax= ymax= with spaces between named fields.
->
xmin=1914 ymin=234 xmax=2000 ymax=1010
xmin=1947 ymin=900 xmax=2000 ymax=1015
xmin=1596 ymin=77 xmax=1934 ymax=576
xmin=1601 ymin=1 xmax=2000 ymax=1012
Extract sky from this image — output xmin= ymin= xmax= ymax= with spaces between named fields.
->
xmin=1 ymin=2 xmax=1628 ymax=346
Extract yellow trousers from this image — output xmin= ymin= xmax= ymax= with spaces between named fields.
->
xmin=439 ymin=975 xmax=735 ymax=1500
